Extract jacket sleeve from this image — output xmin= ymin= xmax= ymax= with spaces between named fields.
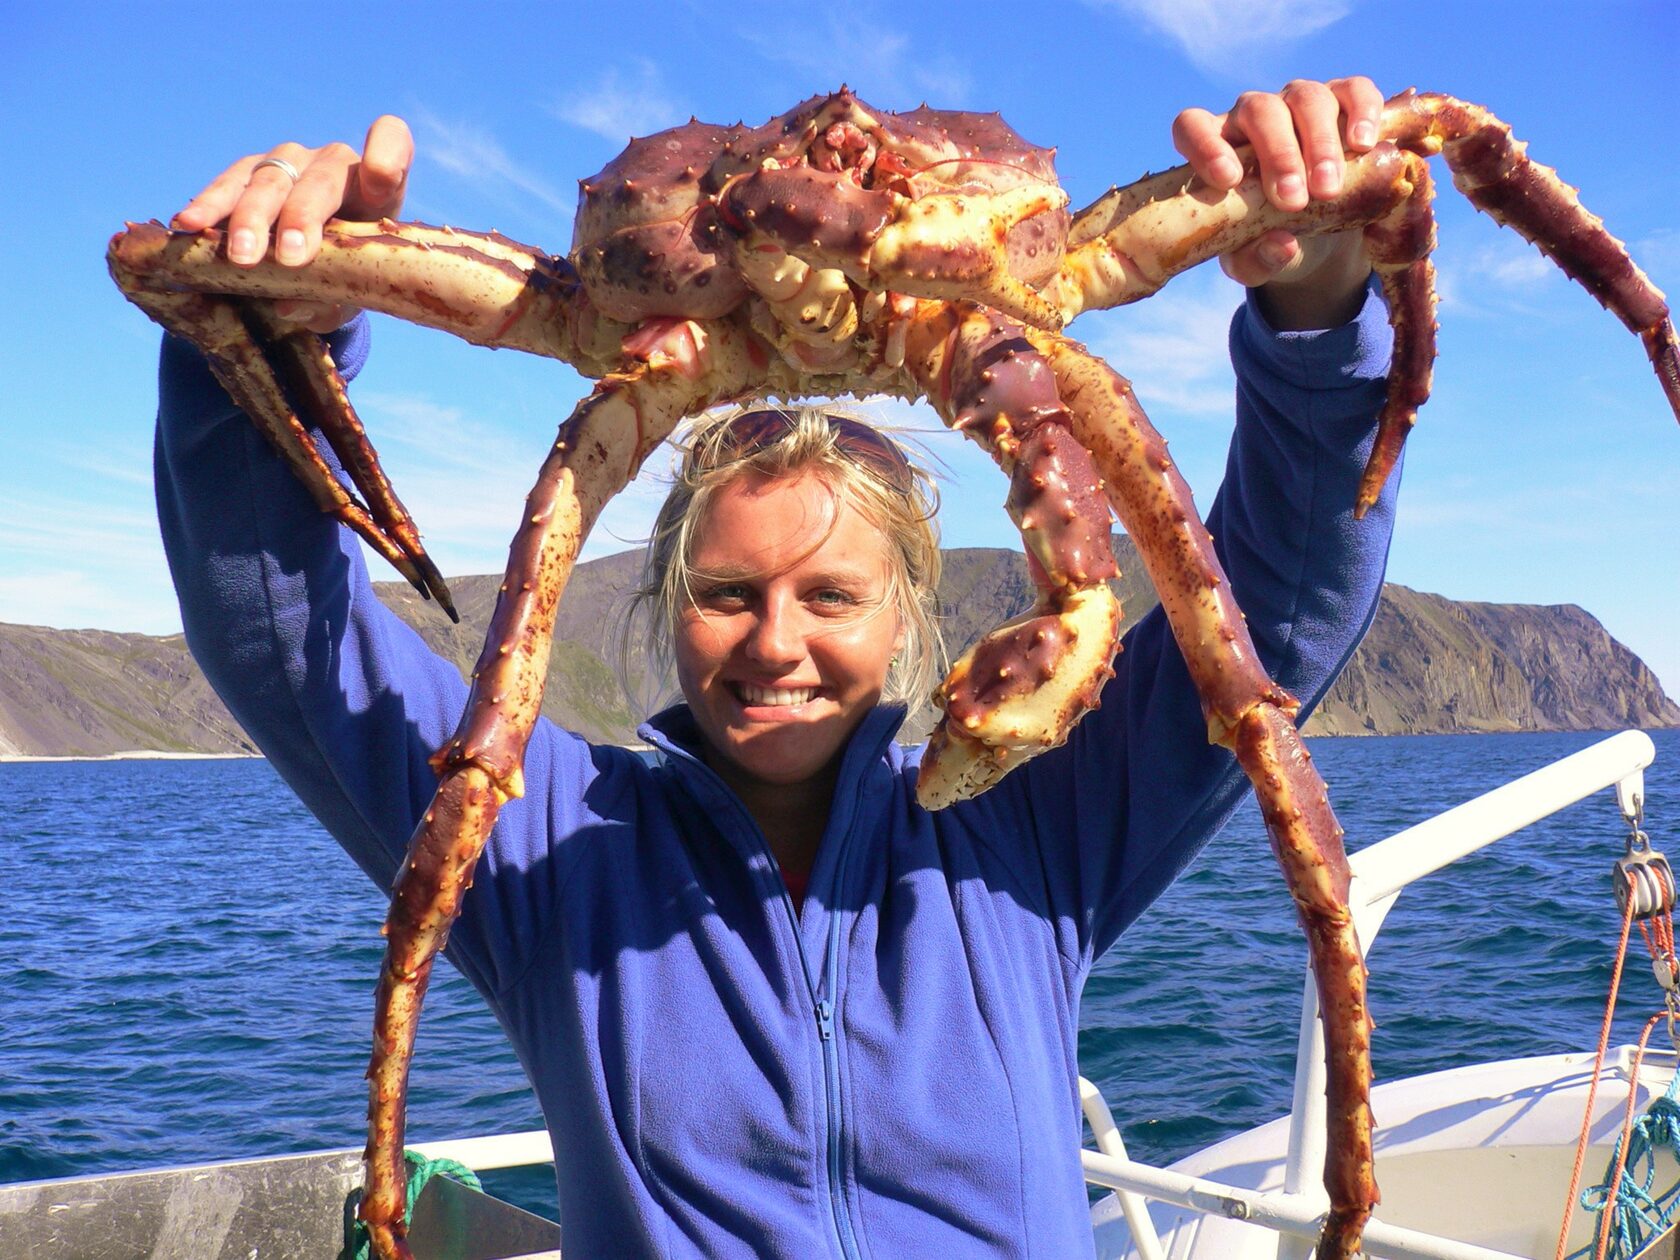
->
xmin=961 ymin=277 xmax=1399 ymax=969
xmin=152 ymin=321 xmax=605 ymax=1000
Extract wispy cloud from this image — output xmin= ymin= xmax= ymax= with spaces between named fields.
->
xmin=1435 ymin=236 xmax=1562 ymax=316
xmin=0 ymin=488 xmax=179 ymax=633
xmin=352 ymin=391 xmax=559 ymax=575
xmin=409 ymin=106 xmax=574 ymax=222
xmin=1396 ymin=462 xmax=1677 ymax=539
xmin=1635 ymin=227 xmax=1680 ymax=282
xmin=2 ymin=496 xmax=162 ymax=570
xmin=351 ymin=389 xmax=685 ymax=575
xmin=0 ymin=572 xmax=183 ymax=636
xmin=1084 ymin=272 xmax=1243 ymax=418
xmin=1088 ymin=0 xmax=1351 ymax=78
xmin=739 ymin=15 xmax=971 ymax=108
xmin=42 ymin=452 xmax=152 ymax=493
xmin=1473 ymin=240 xmax=1555 ymax=290
xmin=549 ymin=60 xmax=683 ymax=143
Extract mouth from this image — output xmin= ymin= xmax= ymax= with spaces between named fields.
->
xmin=732 ymin=683 xmax=818 ymax=708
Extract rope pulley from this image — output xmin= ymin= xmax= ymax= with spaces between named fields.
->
xmin=1613 ymin=795 xmax=1676 ymax=923
xmin=1559 ymin=777 xmax=1679 ymax=1260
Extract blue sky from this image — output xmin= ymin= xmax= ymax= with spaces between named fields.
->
xmin=5 ymin=1 xmax=1678 ymax=695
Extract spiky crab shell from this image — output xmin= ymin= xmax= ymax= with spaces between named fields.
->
xmin=569 ymin=89 xmax=1069 ymax=325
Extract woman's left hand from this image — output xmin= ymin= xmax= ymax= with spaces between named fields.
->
xmin=1171 ymin=77 xmax=1385 ymax=329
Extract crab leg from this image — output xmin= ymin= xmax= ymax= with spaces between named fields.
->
xmin=359 ymin=317 xmax=768 ymax=1260
xmin=109 ymin=219 xmax=633 ymax=376
xmin=113 ymin=216 xmax=774 ymax=1259
xmin=1382 ymin=91 xmax=1679 ymax=385
xmin=242 ymin=302 xmax=458 ymax=614
xmin=895 ymin=294 xmax=1375 ymax=1250
xmin=1358 ymin=164 xmax=1438 ymax=517
xmin=895 ymin=302 xmax=1124 ymax=804
xmin=107 ymin=219 xmax=648 ymax=615
xmin=101 ymin=270 xmax=455 ymax=613
xmin=1029 ymin=329 xmax=1374 ymax=1257
xmin=1047 ymin=143 xmax=1421 ymax=323
xmin=1051 ymin=93 xmax=1680 ymax=521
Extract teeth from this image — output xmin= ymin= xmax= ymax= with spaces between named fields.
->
xmin=739 ymin=684 xmax=815 ymax=707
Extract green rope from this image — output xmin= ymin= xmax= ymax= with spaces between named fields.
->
xmin=346 ymin=1151 xmax=483 ymax=1260
xmin=1568 ymin=1064 xmax=1680 ymax=1260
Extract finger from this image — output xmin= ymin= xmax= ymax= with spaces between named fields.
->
xmin=173 ymin=155 xmax=264 ymax=231
xmin=1220 ymin=230 xmax=1301 ymax=288
xmin=1280 ymin=80 xmax=1346 ymax=201
xmin=1330 ymin=77 xmax=1385 ymax=151
xmin=1171 ymin=106 xmax=1244 ymax=188
xmin=344 ymin=115 xmax=413 ymax=220
xmin=274 ymin=142 xmax=359 ymax=266
xmin=225 ymin=142 xmax=312 ymax=265
xmin=1225 ymin=92 xmax=1308 ymax=212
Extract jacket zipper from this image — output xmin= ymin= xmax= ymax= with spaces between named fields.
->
xmin=753 ymin=826 xmax=862 ymax=1260
xmin=818 ymin=893 xmax=863 ymax=1260
xmin=696 ymin=764 xmax=867 ymax=1260
xmin=658 ymin=725 xmax=893 ymax=1256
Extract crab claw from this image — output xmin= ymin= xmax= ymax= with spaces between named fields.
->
xmin=919 ymin=584 xmax=1122 ymax=809
xmin=868 ymin=186 xmax=1070 ymax=331
xmin=1645 ymin=322 xmax=1680 ymax=425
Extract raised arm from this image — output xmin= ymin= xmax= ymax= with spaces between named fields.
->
xmin=976 ymin=79 xmax=1399 ymax=965
xmin=152 ymin=121 xmax=591 ymax=1000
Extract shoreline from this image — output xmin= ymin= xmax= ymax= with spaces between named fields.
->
xmin=0 ymin=750 xmax=260 ymax=764
xmin=3 ymin=729 xmax=1674 ymax=765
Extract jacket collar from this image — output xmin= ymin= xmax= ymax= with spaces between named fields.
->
xmin=637 ymin=703 xmax=910 ymax=833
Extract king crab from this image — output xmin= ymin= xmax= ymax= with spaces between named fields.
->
xmin=109 ymin=88 xmax=1680 ymax=1259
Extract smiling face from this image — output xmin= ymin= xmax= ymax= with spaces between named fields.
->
xmin=674 ymin=469 xmax=903 ymax=797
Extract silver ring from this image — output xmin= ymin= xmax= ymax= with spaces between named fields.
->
xmin=252 ymin=156 xmax=302 ymax=183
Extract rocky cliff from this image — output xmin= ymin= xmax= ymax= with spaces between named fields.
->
xmin=0 ymin=624 xmax=257 ymax=757
xmin=2 ymin=540 xmax=1673 ymax=757
xmin=1306 ymin=586 xmax=1680 ymax=735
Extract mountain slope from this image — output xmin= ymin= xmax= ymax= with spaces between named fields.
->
xmin=2 ymin=542 xmax=1673 ymax=757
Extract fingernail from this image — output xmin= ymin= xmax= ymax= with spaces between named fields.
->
xmin=1314 ymin=160 xmax=1342 ymax=195
xmin=1260 ymin=239 xmax=1291 ymax=269
xmin=278 ymin=229 xmax=306 ymax=265
xmin=1210 ymin=155 xmax=1243 ymax=186
xmin=1352 ymin=120 xmax=1377 ymax=147
xmin=1275 ymin=173 xmax=1305 ymax=204
xmin=230 ymin=228 xmax=259 ymax=263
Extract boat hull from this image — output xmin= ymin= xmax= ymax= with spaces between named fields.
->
xmin=0 ymin=1145 xmax=561 ymax=1260
xmin=1091 ymin=1048 xmax=1680 ymax=1258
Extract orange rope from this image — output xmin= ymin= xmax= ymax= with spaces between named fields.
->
xmin=1556 ymin=874 xmax=1640 ymax=1260
xmin=1593 ymin=1011 xmax=1667 ymax=1260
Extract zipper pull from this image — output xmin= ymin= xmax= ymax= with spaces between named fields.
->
xmin=815 ymin=997 xmax=834 ymax=1042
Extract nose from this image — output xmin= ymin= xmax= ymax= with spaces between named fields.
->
xmin=743 ymin=591 xmax=804 ymax=669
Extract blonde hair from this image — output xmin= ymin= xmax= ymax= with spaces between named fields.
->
xmin=620 ymin=404 xmax=944 ymax=715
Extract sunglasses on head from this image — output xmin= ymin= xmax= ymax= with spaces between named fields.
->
xmin=716 ymin=409 xmax=916 ymax=496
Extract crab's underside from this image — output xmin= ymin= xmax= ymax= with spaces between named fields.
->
xmin=109 ymin=89 xmax=1679 ymax=1259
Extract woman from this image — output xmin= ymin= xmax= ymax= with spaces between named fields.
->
xmin=156 ymin=78 xmax=1397 ymax=1257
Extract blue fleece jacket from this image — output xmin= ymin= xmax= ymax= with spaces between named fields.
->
xmin=153 ymin=281 xmax=1397 ymax=1258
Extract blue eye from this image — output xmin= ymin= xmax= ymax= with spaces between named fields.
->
xmin=699 ymin=583 xmax=750 ymax=607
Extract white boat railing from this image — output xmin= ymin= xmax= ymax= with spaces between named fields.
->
xmin=403 ymin=732 xmax=1659 ymax=1260
xmin=1077 ymin=728 xmax=1659 ymax=1260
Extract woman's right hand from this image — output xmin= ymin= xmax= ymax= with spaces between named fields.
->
xmin=170 ymin=115 xmax=414 ymax=332
xmin=1171 ymin=78 xmax=1383 ymax=330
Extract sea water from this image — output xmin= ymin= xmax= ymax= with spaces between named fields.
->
xmin=4 ymin=730 xmax=1677 ymax=1219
